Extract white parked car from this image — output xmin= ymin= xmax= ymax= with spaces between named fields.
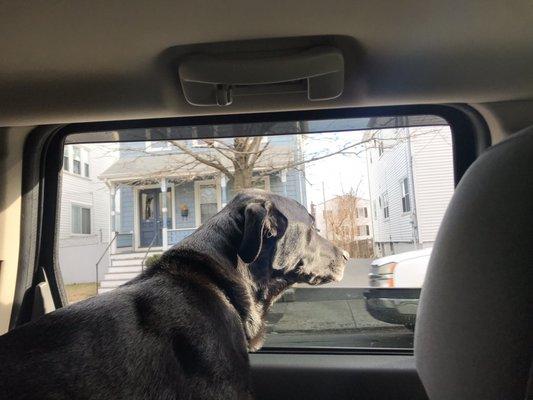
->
xmin=364 ymin=248 xmax=432 ymax=330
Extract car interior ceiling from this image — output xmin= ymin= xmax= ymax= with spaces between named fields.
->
xmin=0 ymin=2 xmax=531 ymax=400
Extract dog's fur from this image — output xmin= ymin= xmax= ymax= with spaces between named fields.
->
xmin=0 ymin=190 xmax=348 ymax=400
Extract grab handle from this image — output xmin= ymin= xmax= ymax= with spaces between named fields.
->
xmin=178 ymin=46 xmax=344 ymax=106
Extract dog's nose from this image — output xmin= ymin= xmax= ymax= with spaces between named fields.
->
xmin=342 ymin=250 xmax=350 ymax=260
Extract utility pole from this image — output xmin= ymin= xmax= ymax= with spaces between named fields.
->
xmin=322 ymin=181 xmax=328 ymax=237
xmin=405 ymin=116 xmax=420 ymax=248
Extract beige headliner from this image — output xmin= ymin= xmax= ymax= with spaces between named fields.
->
xmin=0 ymin=1 xmax=533 ymax=131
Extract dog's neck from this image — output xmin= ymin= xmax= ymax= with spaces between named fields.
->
xmin=160 ymin=211 xmax=288 ymax=351
xmin=157 ymin=208 xmax=291 ymax=351
xmin=155 ymin=248 xmax=267 ymax=350
xmin=175 ymin=208 xmax=242 ymax=270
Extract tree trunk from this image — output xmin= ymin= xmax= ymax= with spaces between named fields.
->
xmin=233 ymin=167 xmax=254 ymax=191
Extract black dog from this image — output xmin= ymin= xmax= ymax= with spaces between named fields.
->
xmin=0 ymin=190 xmax=348 ymax=399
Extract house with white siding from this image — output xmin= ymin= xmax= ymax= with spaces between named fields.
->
xmin=96 ymin=129 xmax=307 ymax=293
xmin=365 ymin=122 xmax=454 ymax=257
xmin=58 ymin=144 xmax=117 ymax=284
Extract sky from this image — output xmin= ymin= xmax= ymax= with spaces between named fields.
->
xmin=302 ymin=130 xmax=370 ymax=208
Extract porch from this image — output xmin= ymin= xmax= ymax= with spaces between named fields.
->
xmin=97 ymin=150 xmax=303 ymax=292
xmin=106 ymin=174 xmax=237 ymax=254
xmin=97 ymin=174 xmax=268 ymax=293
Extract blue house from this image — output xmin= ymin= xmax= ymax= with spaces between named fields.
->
xmin=99 ymin=130 xmax=306 ymax=250
xmin=97 ymin=129 xmax=306 ymax=292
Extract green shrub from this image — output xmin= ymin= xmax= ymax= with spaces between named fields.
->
xmin=145 ymin=254 xmax=162 ymax=268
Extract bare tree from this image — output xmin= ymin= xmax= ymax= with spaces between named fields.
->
xmin=323 ymin=190 xmax=360 ymax=243
xmin=100 ymin=124 xmax=445 ymax=191
xmin=148 ymin=124 xmax=383 ymax=191
xmin=168 ymin=135 xmax=272 ymax=191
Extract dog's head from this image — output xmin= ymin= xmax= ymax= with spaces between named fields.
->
xmin=235 ymin=189 xmax=348 ymax=293
xmin=167 ymin=189 xmax=348 ymax=350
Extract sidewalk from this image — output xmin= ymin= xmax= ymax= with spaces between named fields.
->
xmin=267 ymin=298 xmax=396 ymax=334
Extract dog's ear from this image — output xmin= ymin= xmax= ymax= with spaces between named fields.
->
xmin=238 ymin=200 xmax=287 ymax=264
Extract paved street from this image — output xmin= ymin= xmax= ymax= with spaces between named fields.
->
xmin=292 ymin=258 xmax=372 ymax=290
xmin=323 ymin=258 xmax=372 ymax=288
xmin=262 ymin=260 xmax=415 ymax=349
xmin=264 ymin=292 xmax=414 ymax=348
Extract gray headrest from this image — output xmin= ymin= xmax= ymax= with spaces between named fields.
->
xmin=415 ymin=127 xmax=533 ymax=400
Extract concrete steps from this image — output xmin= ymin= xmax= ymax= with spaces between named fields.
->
xmin=97 ymin=251 xmax=162 ymax=294
xmin=107 ymin=266 xmax=142 ymax=274
xmin=103 ymin=272 xmax=139 ymax=281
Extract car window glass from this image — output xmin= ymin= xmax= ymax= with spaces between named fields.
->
xmin=58 ymin=116 xmax=453 ymax=349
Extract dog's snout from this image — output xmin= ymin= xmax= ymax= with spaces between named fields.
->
xmin=342 ymin=250 xmax=350 ymax=260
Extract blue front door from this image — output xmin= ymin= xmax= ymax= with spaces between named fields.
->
xmin=139 ymin=188 xmax=162 ymax=247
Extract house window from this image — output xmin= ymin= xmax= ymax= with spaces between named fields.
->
xmin=252 ymin=176 xmax=271 ymax=191
xmin=195 ymin=180 xmax=221 ymax=226
xmin=72 ymin=147 xmax=81 ymax=175
xmin=146 ymin=141 xmax=171 ymax=152
xmin=357 ymin=207 xmax=368 ymax=218
xmin=71 ymin=204 xmax=91 ymax=234
xmin=380 ymin=192 xmax=389 ymax=219
xmin=357 ymin=225 xmax=370 ymax=236
xmin=63 ymin=154 xmax=70 ymax=171
xmin=84 ymin=162 xmax=90 ymax=178
xmin=141 ymin=193 xmax=155 ymax=220
xmin=191 ymin=139 xmax=218 ymax=147
xmin=401 ymin=178 xmax=411 ymax=212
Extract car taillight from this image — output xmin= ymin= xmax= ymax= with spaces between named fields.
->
xmin=378 ymin=262 xmax=397 ymax=287
xmin=377 ymin=262 xmax=397 ymax=275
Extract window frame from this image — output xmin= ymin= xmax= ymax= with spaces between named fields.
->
xmin=145 ymin=140 xmax=172 ymax=152
xmin=194 ymin=178 xmax=222 ymax=227
xmin=401 ymin=177 xmax=411 ymax=213
xmin=62 ymin=145 xmax=90 ymax=179
xmin=12 ymin=105 xmax=491 ymax=355
xmin=356 ymin=206 xmax=368 ymax=218
xmin=70 ymin=202 xmax=92 ymax=236
xmin=72 ymin=146 xmax=81 ymax=174
xmin=380 ymin=191 xmax=390 ymax=219
xmin=252 ymin=175 xmax=271 ymax=191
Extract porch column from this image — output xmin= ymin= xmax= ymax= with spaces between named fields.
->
xmin=280 ymin=169 xmax=288 ymax=197
xmin=220 ymin=175 xmax=228 ymax=207
xmin=109 ymin=183 xmax=117 ymax=254
xmin=160 ymin=178 xmax=169 ymax=250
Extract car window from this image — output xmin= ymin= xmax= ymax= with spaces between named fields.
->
xmin=58 ymin=116 xmax=454 ymax=349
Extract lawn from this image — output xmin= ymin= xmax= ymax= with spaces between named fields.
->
xmin=65 ymin=283 xmax=97 ymax=304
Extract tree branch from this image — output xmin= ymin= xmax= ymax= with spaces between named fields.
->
xmin=258 ymin=133 xmax=379 ymax=176
xmin=169 ymin=140 xmax=233 ymax=179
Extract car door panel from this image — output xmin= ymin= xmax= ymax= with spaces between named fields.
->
xmin=250 ymin=353 xmax=427 ymax=400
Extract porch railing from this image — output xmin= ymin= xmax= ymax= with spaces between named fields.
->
xmin=141 ymin=231 xmax=160 ymax=272
xmin=166 ymin=227 xmax=196 ymax=247
xmin=95 ymin=231 xmax=119 ymax=294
